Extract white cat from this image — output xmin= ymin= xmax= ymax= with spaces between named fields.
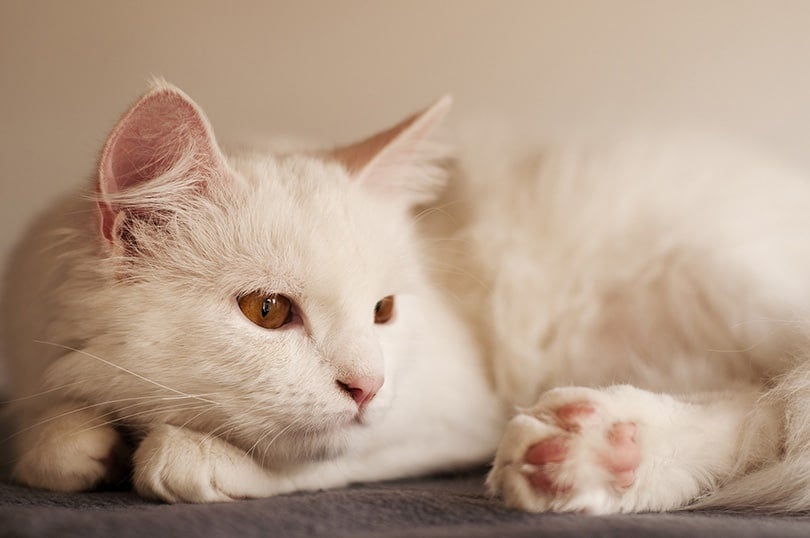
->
xmin=3 ymin=80 xmax=810 ymax=514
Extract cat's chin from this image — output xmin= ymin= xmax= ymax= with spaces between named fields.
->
xmin=230 ymin=413 xmax=369 ymax=468
xmin=266 ymin=409 xmax=388 ymax=465
xmin=261 ymin=428 xmax=352 ymax=467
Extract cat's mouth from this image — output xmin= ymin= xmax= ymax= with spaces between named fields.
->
xmin=350 ymin=400 xmax=389 ymax=428
xmin=352 ymin=411 xmax=370 ymax=426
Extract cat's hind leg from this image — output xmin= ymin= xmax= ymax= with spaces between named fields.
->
xmin=12 ymin=401 xmax=129 ymax=492
xmin=487 ymin=384 xmax=780 ymax=514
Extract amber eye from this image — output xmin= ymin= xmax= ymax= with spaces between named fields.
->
xmin=374 ymin=295 xmax=395 ymax=324
xmin=238 ymin=292 xmax=293 ymax=329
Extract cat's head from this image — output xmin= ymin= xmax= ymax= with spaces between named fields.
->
xmin=52 ymin=80 xmax=452 ymax=464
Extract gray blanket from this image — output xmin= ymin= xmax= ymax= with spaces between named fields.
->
xmin=2 ymin=404 xmax=809 ymax=537
xmin=3 ymin=472 xmax=810 ymax=538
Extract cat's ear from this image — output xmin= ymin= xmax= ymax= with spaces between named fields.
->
xmin=96 ymin=79 xmax=228 ymax=248
xmin=331 ymin=95 xmax=452 ymax=208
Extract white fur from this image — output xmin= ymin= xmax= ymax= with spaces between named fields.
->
xmin=5 ymin=83 xmax=810 ymax=512
xmin=440 ymin=135 xmax=810 ymax=512
xmin=486 ymin=385 xmax=778 ymax=513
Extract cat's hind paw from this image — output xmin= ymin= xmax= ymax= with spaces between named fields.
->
xmin=487 ymin=387 xmax=642 ymax=514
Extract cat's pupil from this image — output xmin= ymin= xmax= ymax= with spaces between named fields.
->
xmin=262 ymin=299 xmax=271 ymax=318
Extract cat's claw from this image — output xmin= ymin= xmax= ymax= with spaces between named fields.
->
xmin=487 ymin=387 xmax=642 ymax=514
xmin=133 ymin=424 xmax=281 ymax=503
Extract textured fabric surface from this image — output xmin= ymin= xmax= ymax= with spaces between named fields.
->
xmin=2 ymin=473 xmax=810 ymax=538
xmin=1 ymin=408 xmax=809 ymax=536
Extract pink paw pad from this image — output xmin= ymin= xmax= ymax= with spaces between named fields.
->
xmin=525 ymin=437 xmax=570 ymax=492
xmin=523 ymin=402 xmax=641 ymax=493
xmin=603 ymin=422 xmax=640 ymax=489
xmin=553 ymin=402 xmax=597 ymax=431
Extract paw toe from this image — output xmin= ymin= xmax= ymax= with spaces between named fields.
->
xmin=603 ymin=422 xmax=641 ymax=471
xmin=600 ymin=421 xmax=641 ymax=489
xmin=553 ymin=402 xmax=597 ymax=431
xmin=525 ymin=437 xmax=569 ymax=465
xmin=528 ymin=469 xmax=570 ymax=493
xmin=612 ymin=469 xmax=636 ymax=489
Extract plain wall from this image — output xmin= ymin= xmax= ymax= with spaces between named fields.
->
xmin=2 ymin=0 xmax=810 ymax=292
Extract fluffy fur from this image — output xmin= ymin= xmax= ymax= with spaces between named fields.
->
xmin=3 ymin=81 xmax=810 ymax=512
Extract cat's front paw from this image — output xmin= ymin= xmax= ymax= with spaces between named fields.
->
xmin=133 ymin=424 xmax=282 ymax=503
xmin=13 ymin=405 xmax=129 ymax=492
xmin=487 ymin=387 xmax=642 ymax=514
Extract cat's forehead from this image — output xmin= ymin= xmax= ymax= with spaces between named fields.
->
xmin=217 ymin=153 xmax=414 ymax=296
xmin=228 ymin=153 xmax=386 ymax=232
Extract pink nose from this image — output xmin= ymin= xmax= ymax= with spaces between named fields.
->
xmin=337 ymin=376 xmax=384 ymax=410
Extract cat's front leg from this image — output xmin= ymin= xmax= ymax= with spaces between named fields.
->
xmin=487 ymin=385 xmax=779 ymax=514
xmin=13 ymin=401 xmax=129 ymax=492
xmin=132 ymin=424 xmax=296 ymax=503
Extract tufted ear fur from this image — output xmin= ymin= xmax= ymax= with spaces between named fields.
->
xmin=331 ymin=95 xmax=452 ymax=208
xmin=96 ymin=80 xmax=229 ymax=253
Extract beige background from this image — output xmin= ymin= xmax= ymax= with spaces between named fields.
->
xmin=2 ymin=0 xmax=810 ymax=272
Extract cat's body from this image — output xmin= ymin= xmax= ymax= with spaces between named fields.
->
xmin=443 ymin=137 xmax=810 ymax=511
xmin=4 ymin=82 xmax=810 ymax=513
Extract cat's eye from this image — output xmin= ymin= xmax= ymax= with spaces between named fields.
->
xmin=238 ymin=292 xmax=293 ymax=329
xmin=374 ymin=296 xmax=395 ymax=324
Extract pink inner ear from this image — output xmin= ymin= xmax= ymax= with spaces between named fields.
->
xmin=97 ymin=86 xmax=224 ymax=242
xmin=329 ymin=95 xmax=451 ymax=188
xmin=332 ymin=110 xmax=423 ymax=176
xmin=100 ymin=92 xmax=218 ymax=195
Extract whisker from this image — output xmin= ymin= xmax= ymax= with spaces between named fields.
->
xmin=0 ymin=403 xmax=212 ymax=470
xmin=72 ymin=402 xmax=212 ymax=438
xmin=199 ymin=398 xmax=268 ymax=449
xmin=33 ymin=340 xmax=219 ymax=405
xmin=0 ymin=376 xmax=120 ymax=405
xmin=411 ymin=199 xmax=463 ymax=225
xmin=423 ymin=260 xmax=490 ymax=292
xmin=167 ymin=405 xmax=222 ymax=440
xmin=263 ymin=420 xmax=298 ymax=450
xmin=244 ymin=424 xmax=277 ymax=459
xmin=70 ymin=396 xmax=216 ymax=435
xmin=0 ymin=394 xmax=217 ymax=446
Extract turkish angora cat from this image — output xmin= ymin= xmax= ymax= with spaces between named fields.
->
xmin=4 ymin=80 xmax=810 ymax=514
